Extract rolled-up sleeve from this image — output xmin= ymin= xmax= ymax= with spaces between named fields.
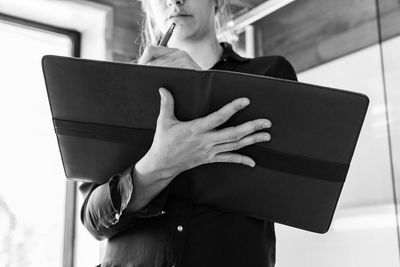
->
xmin=79 ymin=163 xmax=169 ymax=240
xmin=272 ymin=56 xmax=298 ymax=82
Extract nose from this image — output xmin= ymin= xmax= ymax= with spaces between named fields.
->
xmin=167 ymin=0 xmax=184 ymax=7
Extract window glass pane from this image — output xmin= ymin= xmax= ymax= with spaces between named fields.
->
xmin=275 ymin=43 xmax=399 ymax=266
xmin=75 ymin=186 xmax=103 ymax=267
xmin=378 ymin=0 xmax=400 ymax=244
xmin=382 ymin=35 xmax=400 ymax=227
xmin=251 ymin=0 xmax=400 ymax=265
xmin=0 ymin=21 xmax=72 ymax=266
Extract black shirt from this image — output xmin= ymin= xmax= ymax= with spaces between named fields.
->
xmin=79 ymin=42 xmax=298 ymax=267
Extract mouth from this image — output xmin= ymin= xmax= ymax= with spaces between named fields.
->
xmin=168 ymin=15 xmax=191 ymax=20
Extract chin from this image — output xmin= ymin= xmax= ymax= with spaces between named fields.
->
xmin=171 ymin=28 xmax=193 ymax=40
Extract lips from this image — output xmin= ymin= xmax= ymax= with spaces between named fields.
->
xmin=168 ymin=13 xmax=191 ymax=20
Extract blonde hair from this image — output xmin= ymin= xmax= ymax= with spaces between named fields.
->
xmin=136 ymin=0 xmax=234 ymax=57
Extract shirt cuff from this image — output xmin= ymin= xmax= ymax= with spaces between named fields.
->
xmin=110 ymin=163 xmax=169 ymax=220
xmin=109 ymin=164 xmax=134 ymax=222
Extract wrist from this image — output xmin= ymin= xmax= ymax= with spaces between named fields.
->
xmin=134 ymin=153 xmax=176 ymax=184
xmin=128 ymin=157 xmax=173 ymax=212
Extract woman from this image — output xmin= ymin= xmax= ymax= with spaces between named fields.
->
xmin=79 ymin=0 xmax=297 ymax=266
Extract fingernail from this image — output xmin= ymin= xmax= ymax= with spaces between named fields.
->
xmin=159 ymin=90 xmax=165 ymax=102
xmin=264 ymin=134 xmax=271 ymax=141
xmin=249 ymin=161 xmax=255 ymax=167
xmin=241 ymin=98 xmax=250 ymax=107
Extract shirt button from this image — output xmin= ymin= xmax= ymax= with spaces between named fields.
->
xmin=223 ymin=58 xmax=227 ymax=62
xmin=177 ymin=225 xmax=183 ymax=232
xmin=161 ymin=210 xmax=166 ymax=215
xmin=115 ymin=213 xmax=120 ymax=220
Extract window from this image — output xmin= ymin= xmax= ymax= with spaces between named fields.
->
xmin=0 ymin=18 xmax=77 ymax=266
xmin=275 ymin=42 xmax=400 ymax=266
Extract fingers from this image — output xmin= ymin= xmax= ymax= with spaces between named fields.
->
xmin=209 ymin=118 xmax=271 ymax=144
xmin=147 ymin=53 xmax=182 ymax=68
xmin=211 ymin=152 xmax=255 ymax=167
xmin=146 ymin=50 xmax=202 ymax=70
xmin=147 ymin=54 xmax=175 ymax=67
xmin=138 ymin=45 xmax=178 ymax=65
xmin=212 ymin=132 xmax=271 ymax=155
xmin=158 ymin=87 xmax=177 ymax=124
xmin=195 ymin=97 xmax=250 ymax=132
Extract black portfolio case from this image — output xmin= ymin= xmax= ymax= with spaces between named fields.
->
xmin=42 ymin=55 xmax=369 ymax=233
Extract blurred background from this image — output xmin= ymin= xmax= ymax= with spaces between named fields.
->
xmin=0 ymin=0 xmax=399 ymax=266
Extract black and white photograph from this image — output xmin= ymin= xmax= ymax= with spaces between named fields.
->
xmin=0 ymin=0 xmax=399 ymax=266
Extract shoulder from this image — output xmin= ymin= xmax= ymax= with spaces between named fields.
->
xmin=246 ymin=55 xmax=298 ymax=81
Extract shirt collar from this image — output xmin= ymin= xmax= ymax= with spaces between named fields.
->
xmin=219 ymin=42 xmax=250 ymax=62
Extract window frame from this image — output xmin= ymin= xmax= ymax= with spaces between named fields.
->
xmin=0 ymin=13 xmax=81 ymax=266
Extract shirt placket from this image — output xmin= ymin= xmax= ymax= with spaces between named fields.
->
xmin=169 ymin=200 xmax=194 ymax=267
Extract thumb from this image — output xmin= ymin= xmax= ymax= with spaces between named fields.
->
xmin=158 ymin=87 xmax=177 ymax=123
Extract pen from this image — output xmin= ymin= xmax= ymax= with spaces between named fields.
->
xmin=158 ymin=23 xmax=176 ymax=47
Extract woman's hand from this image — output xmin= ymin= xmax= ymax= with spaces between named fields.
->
xmin=136 ymin=87 xmax=272 ymax=183
xmin=137 ymin=45 xmax=202 ymax=70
